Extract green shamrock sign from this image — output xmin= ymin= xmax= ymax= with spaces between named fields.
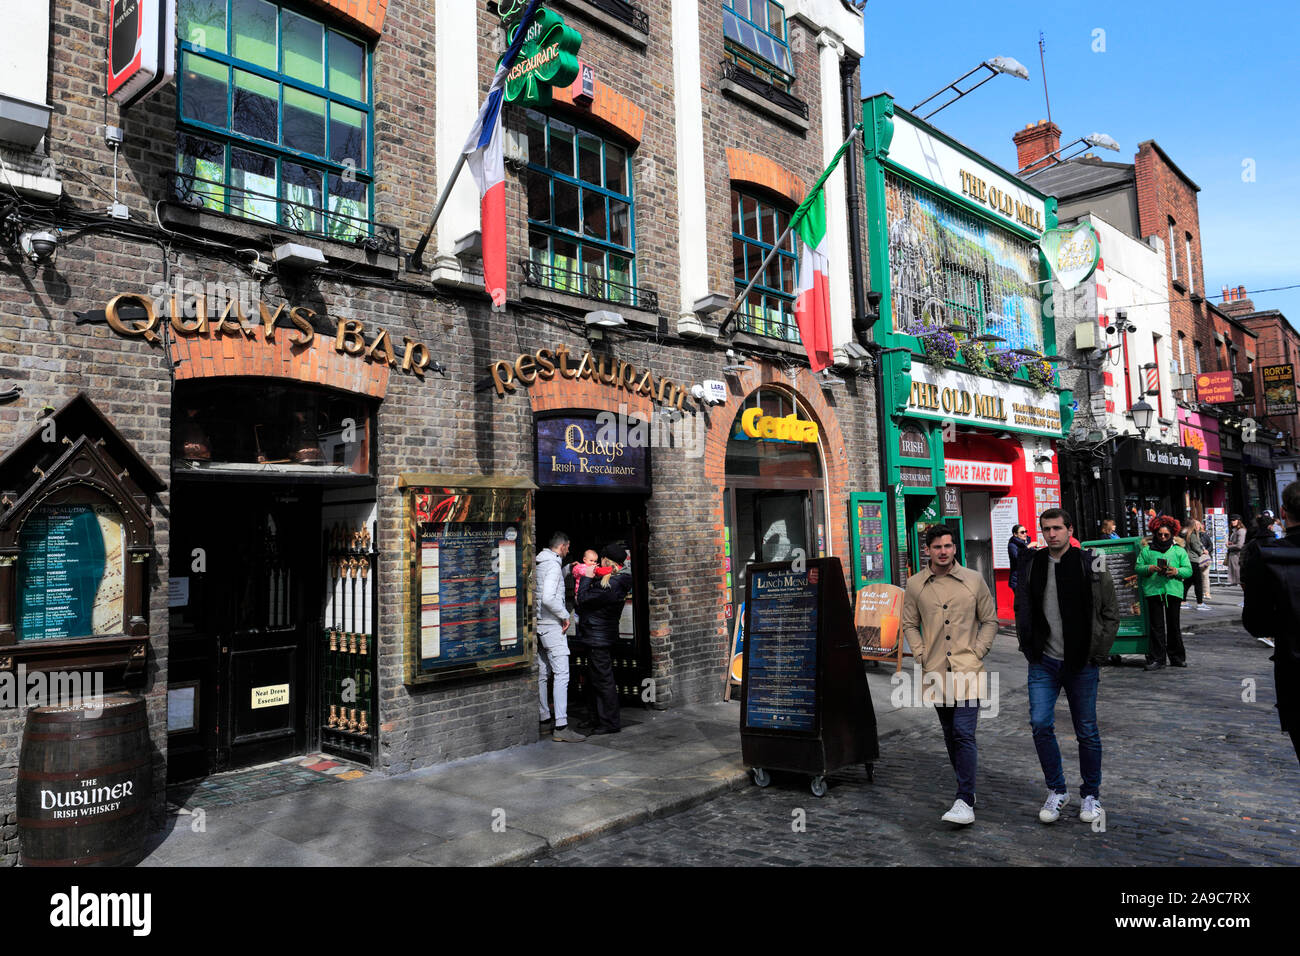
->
xmin=501 ymin=7 xmax=582 ymax=107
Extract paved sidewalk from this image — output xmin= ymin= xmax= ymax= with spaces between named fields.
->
xmin=139 ymin=586 xmax=1262 ymax=867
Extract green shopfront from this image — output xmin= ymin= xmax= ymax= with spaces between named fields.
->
xmin=861 ymin=94 xmax=1074 ymax=619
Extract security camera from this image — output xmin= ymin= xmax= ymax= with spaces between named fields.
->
xmin=1124 ymin=322 xmax=1137 ymax=334
xmin=20 ymin=230 xmax=58 ymax=263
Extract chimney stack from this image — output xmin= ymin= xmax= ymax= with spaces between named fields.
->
xmin=1219 ymin=284 xmax=1256 ymax=314
xmin=1013 ymin=119 xmax=1062 ymax=174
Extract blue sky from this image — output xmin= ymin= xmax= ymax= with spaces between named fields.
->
xmin=858 ymin=0 xmax=1300 ymax=327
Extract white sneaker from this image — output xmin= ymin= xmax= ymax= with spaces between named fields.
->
xmin=1197 ymin=604 xmax=1210 ymax=610
xmin=1079 ymin=795 xmax=1104 ymax=824
xmin=941 ymin=799 xmax=975 ymax=825
xmin=1038 ymin=790 xmax=1070 ymax=823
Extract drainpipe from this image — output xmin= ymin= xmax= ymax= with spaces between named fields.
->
xmin=842 ymin=56 xmax=897 ymax=584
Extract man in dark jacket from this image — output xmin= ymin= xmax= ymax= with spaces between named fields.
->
xmin=1015 ymin=508 xmax=1120 ymax=826
xmin=575 ymin=542 xmax=632 ymax=735
xmin=1241 ymin=481 xmax=1300 ymax=765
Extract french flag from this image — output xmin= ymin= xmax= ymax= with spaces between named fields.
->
xmin=463 ymin=0 xmax=542 ymax=309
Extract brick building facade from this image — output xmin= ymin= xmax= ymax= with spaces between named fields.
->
xmin=0 ymin=0 xmax=877 ymax=864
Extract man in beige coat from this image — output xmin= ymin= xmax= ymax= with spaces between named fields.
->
xmin=901 ymin=524 xmax=999 ymax=825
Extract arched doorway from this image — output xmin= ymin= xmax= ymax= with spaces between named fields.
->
xmin=723 ymin=387 xmax=828 ymax=612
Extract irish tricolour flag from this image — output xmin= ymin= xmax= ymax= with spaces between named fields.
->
xmin=789 ymin=128 xmax=858 ymax=373
xmin=463 ymin=0 xmax=543 ymax=308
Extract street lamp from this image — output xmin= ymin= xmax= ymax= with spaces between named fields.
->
xmin=1131 ymin=398 xmax=1156 ymax=438
xmin=911 ymin=57 xmax=1030 ymax=121
xmin=1021 ymin=133 xmax=1121 ymax=178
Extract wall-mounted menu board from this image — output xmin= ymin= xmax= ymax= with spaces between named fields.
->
xmin=17 ymin=503 xmax=125 ymax=641
xmin=401 ymin=475 xmax=536 ymax=684
xmin=744 ymin=566 xmax=820 ymax=731
xmin=1081 ymin=537 xmax=1147 ymax=639
xmin=849 ymin=492 xmax=891 ymax=588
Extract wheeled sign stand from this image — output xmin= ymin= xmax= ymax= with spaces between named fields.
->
xmin=739 ymin=557 xmax=879 ymax=796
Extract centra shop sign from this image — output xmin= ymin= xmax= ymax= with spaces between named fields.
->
xmin=740 ymin=408 xmax=819 ymax=444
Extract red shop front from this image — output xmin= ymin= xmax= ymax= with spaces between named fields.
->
xmin=942 ymin=431 xmax=1061 ymax=621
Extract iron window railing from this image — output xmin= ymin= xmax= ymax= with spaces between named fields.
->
xmin=720 ymin=61 xmax=809 ymax=120
xmin=519 ymin=259 xmax=657 ymax=311
xmin=175 ymin=0 xmax=374 ymax=240
xmin=732 ymin=187 xmax=799 ymax=344
xmin=580 ymin=0 xmax=649 ymax=33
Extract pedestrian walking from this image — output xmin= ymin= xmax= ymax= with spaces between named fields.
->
xmin=900 ymin=524 xmax=998 ymax=826
xmin=536 ymin=532 xmax=586 ymax=742
xmin=1014 ymin=509 xmax=1118 ymax=825
xmin=575 ymin=541 xmax=633 ymax=735
xmin=1182 ymin=517 xmax=1210 ymax=610
xmin=1241 ymin=481 xmax=1300 ymax=766
xmin=1226 ymin=515 xmax=1246 ymax=586
xmin=1137 ymin=516 xmax=1192 ymax=671
xmin=1007 ymin=525 xmax=1031 ymax=593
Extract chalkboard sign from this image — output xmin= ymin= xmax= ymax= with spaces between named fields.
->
xmin=1081 ymin=537 xmax=1147 ymax=644
xmin=744 ymin=567 xmax=820 ymax=731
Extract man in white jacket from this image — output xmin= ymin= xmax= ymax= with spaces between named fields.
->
xmin=536 ymin=532 xmax=586 ymax=741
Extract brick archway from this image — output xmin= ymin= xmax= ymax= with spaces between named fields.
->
xmin=526 ymin=368 xmax=653 ymax=421
xmin=702 ymin=361 xmax=852 ymax=656
xmin=303 ymin=0 xmax=387 ymax=36
xmin=726 ymin=148 xmax=807 ymax=205
xmin=170 ymin=326 xmax=390 ymax=399
xmin=551 ymin=82 xmax=646 ymax=144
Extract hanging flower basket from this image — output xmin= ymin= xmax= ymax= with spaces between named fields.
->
xmin=920 ymin=329 xmax=958 ymax=362
xmin=988 ymin=353 xmax=1018 ymax=378
xmin=958 ymin=341 xmax=988 ymax=370
xmin=1025 ymin=359 xmax=1055 ymax=391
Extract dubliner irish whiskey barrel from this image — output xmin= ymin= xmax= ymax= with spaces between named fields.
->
xmin=17 ymin=696 xmax=153 ymax=866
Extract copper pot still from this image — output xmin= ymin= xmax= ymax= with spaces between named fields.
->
xmin=176 ymin=407 xmax=212 ymax=461
xmin=290 ymin=409 xmax=325 ymax=463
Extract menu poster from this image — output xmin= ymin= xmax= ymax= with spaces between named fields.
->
xmin=855 ymin=583 xmax=904 ymax=657
xmin=417 ymin=522 xmax=522 ymax=670
xmin=744 ymin=567 xmax=820 ymax=732
xmin=990 ymin=496 xmax=1020 ymax=570
xmin=1032 ymin=475 xmax=1061 ymax=547
xmin=1081 ymin=539 xmax=1145 ymax=638
xmin=854 ymin=499 xmax=886 ymax=585
xmin=17 ymin=504 xmax=125 ymax=641
xmin=1207 ymin=508 xmax=1228 ymax=575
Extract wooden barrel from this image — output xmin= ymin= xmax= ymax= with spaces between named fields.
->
xmin=17 ymin=695 xmax=153 ymax=867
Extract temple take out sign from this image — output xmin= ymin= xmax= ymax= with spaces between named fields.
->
xmin=944 ymin=458 xmax=1012 ymax=486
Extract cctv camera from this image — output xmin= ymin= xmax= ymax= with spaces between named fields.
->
xmin=1125 ymin=323 xmax=1138 ymax=334
xmin=20 ymin=230 xmax=58 ymax=263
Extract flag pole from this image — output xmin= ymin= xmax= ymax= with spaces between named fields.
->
xmin=406 ymin=0 xmax=544 ymax=273
xmin=408 ymin=153 xmax=467 ymax=273
xmin=716 ymin=124 xmax=861 ymax=338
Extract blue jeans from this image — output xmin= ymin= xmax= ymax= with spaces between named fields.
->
xmin=935 ymin=701 xmax=980 ymax=805
xmin=1028 ymin=656 xmax=1102 ymax=798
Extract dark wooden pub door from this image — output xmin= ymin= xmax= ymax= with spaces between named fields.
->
xmin=168 ymin=484 xmax=321 ymax=781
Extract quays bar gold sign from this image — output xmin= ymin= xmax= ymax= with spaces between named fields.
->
xmin=490 ymin=345 xmax=692 ymax=410
xmin=100 ymin=290 xmax=436 ymax=377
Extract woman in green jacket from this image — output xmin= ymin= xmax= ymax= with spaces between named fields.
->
xmin=1136 ymin=516 xmax=1193 ymax=671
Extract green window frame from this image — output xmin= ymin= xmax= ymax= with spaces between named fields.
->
xmin=723 ymin=0 xmax=794 ymax=91
xmin=175 ymin=0 xmax=373 ymax=241
xmin=732 ymin=187 xmax=798 ymax=344
xmin=524 ymin=110 xmax=638 ymax=307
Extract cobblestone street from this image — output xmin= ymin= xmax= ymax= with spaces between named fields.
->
xmin=535 ymin=604 xmax=1299 ymax=866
